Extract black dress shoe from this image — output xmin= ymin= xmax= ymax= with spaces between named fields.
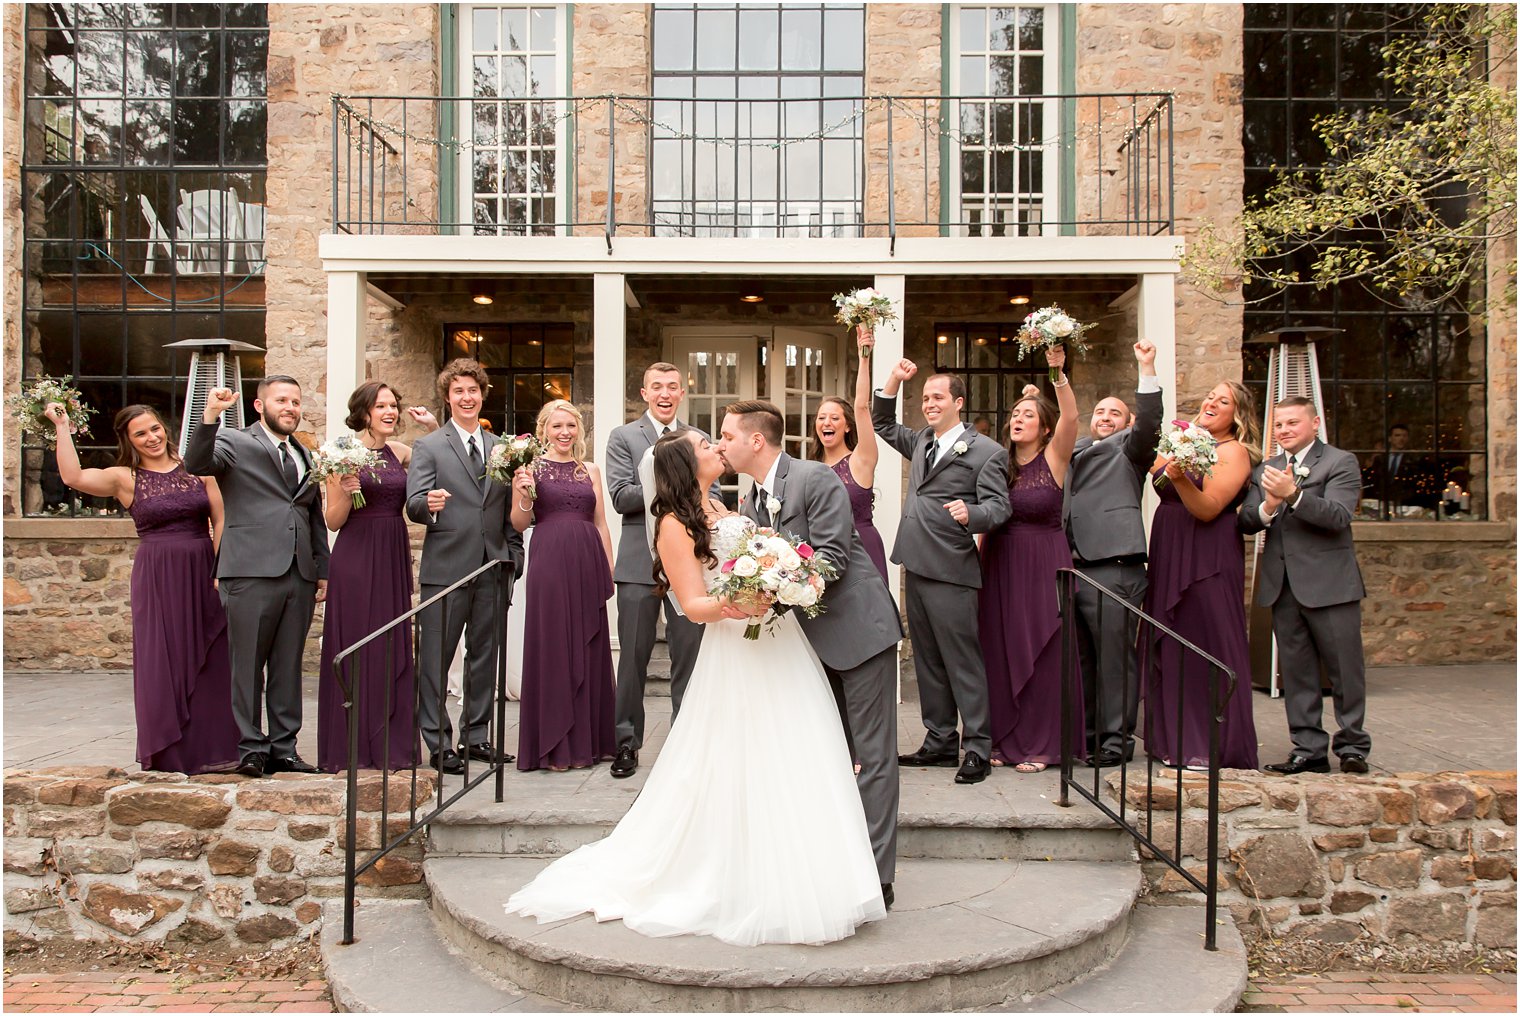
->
xmin=898 ymin=747 xmax=960 ymax=767
xmin=267 ymin=753 xmax=317 ymax=774
xmin=235 ymin=752 xmax=268 ymax=778
xmin=430 ymin=749 xmax=466 ymax=775
xmin=610 ymin=747 xmax=638 ymax=779
xmin=459 ymin=742 xmax=514 ymax=764
xmin=1263 ymin=753 xmax=1331 ymax=775
xmin=1339 ymin=753 xmax=1370 ymax=774
xmin=881 ymin=883 xmax=894 ymax=911
xmin=1085 ymin=748 xmax=1130 ymax=768
xmin=955 ymin=751 xmax=990 ymax=784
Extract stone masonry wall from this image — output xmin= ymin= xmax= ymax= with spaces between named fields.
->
xmin=3 ymin=3 xmax=25 ymax=518
xmin=3 ymin=767 xmax=437 ymax=948
xmin=1129 ymin=769 xmax=1516 ymax=952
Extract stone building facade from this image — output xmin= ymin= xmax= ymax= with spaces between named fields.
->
xmin=4 ymin=3 xmax=1514 ymax=677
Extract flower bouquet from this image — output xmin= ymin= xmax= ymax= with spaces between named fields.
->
xmin=484 ymin=434 xmax=547 ymax=493
xmin=1014 ymin=305 xmax=1093 ymax=381
xmin=834 ymin=287 xmax=899 ymax=360
xmin=310 ymin=435 xmax=384 ymax=508
xmin=1152 ymin=420 xmax=1219 ymax=491
xmin=8 ymin=375 xmax=94 ymax=448
xmin=709 ymin=519 xmax=838 ymax=640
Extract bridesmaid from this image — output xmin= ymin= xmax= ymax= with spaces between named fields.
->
xmin=1142 ymin=379 xmax=1261 ymax=771
xmin=46 ymin=402 xmax=239 ymax=775
xmin=316 ymin=382 xmax=437 ymax=773
xmin=978 ymin=347 xmax=1081 ymax=773
xmin=812 ymin=325 xmax=887 ymax=582
xmin=511 ymin=399 xmax=617 ymax=772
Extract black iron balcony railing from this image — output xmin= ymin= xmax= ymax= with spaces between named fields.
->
xmin=331 ymin=92 xmax=1173 ymax=243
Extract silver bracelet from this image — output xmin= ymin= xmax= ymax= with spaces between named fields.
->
xmin=517 ymin=501 xmax=535 ymax=513
xmin=1053 ymin=374 xmax=1070 ymax=388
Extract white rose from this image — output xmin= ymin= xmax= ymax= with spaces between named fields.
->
xmin=777 ymin=580 xmax=809 ymax=605
xmin=1049 ymin=316 xmax=1074 ymax=337
xmin=732 ymin=556 xmax=759 ymax=578
xmin=759 ymin=569 xmax=784 ymax=591
xmin=778 ymin=549 xmax=802 ymax=570
xmin=765 ymin=536 xmax=791 ymax=558
xmin=794 ymin=584 xmax=819 ymax=608
xmin=953 ymin=440 xmax=969 ymax=456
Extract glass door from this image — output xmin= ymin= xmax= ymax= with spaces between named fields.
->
xmin=769 ymin=327 xmax=842 ymax=462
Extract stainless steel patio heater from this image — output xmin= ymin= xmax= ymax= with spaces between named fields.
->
xmin=165 ymin=337 xmax=265 ymax=456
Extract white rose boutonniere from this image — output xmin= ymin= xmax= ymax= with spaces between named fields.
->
xmin=953 ymin=440 xmax=969 ymax=456
xmin=766 ymin=495 xmax=782 ymax=517
xmin=1292 ymin=464 xmax=1311 ymax=482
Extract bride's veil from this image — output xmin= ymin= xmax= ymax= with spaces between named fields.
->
xmin=637 ymin=446 xmax=686 ymax=618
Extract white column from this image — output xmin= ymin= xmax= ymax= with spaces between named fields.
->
xmin=324 ymin=270 xmax=367 ymax=440
xmin=1136 ymin=272 xmax=1178 ymax=531
xmin=593 ymin=272 xmax=627 ymax=649
xmin=872 ymin=274 xmax=907 ymax=699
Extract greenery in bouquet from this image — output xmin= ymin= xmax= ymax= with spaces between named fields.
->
xmin=1152 ymin=420 xmax=1219 ymax=491
xmin=9 ymin=375 xmax=94 ymax=449
xmin=1014 ymin=305 xmax=1093 ymax=381
xmin=834 ymin=288 xmax=899 ymax=360
xmin=708 ymin=523 xmax=838 ymax=640
xmin=484 ymin=434 xmax=547 ymax=488
xmin=309 ymin=435 xmax=384 ymax=508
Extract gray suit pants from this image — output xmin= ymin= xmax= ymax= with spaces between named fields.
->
xmin=417 ymin=575 xmax=501 ymax=756
xmin=1273 ymin=574 xmax=1371 ymax=760
xmin=905 ymin=573 xmax=990 ymax=759
xmin=614 ymin=582 xmax=703 ymax=751
xmin=1073 ymin=560 xmax=1146 ymax=757
xmin=827 ymin=645 xmax=899 ymax=885
xmin=219 ymin=563 xmax=316 ymax=760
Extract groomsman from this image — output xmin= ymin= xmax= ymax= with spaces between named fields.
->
xmin=405 ymin=359 xmax=523 ymax=775
xmin=1240 ymin=396 xmax=1372 ymax=775
xmin=186 ymin=378 xmax=328 ymax=777
xmin=874 ymin=360 xmax=1010 ymax=784
xmin=1064 ymin=340 xmax=1164 ymax=767
xmin=603 ymin=362 xmax=707 ymax=779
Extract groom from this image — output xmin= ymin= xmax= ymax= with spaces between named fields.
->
xmin=718 ymin=400 xmax=903 ymax=910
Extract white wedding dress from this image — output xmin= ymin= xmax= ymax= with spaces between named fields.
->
xmin=504 ymin=518 xmax=886 ymax=946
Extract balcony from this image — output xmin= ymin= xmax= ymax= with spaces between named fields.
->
xmin=330 ymin=93 xmax=1173 ymax=243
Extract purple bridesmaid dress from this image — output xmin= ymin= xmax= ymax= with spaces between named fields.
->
xmin=516 ymin=458 xmax=616 ymax=771
xmin=979 ymin=453 xmax=1082 ymax=766
xmin=317 ymin=445 xmax=419 ymax=772
xmin=127 ymin=466 xmax=239 ymax=774
xmin=830 ymin=455 xmax=888 ymax=582
xmin=1140 ymin=469 xmax=1259 ymax=770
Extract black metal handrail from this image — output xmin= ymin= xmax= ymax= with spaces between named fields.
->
xmin=334 ymin=556 xmax=516 ymax=945
xmin=1056 ymin=567 xmax=1233 ymax=952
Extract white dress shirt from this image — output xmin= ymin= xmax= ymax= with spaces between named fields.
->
xmin=1258 ymin=440 xmax=1317 ymax=526
xmin=257 ymin=421 xmax=306 ymax=484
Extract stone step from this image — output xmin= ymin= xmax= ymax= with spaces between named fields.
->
xmin=421 ymin=854 xmax=1144 ymax=1012
xmin=426 ymin=768 xmax=1133 ymax=863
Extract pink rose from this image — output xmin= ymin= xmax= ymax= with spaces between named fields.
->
xmin=796 ymin=543 xmax=814 ymax=560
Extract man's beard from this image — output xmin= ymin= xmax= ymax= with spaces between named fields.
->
xmin=263 ymin=408 xmax=298 ymax=436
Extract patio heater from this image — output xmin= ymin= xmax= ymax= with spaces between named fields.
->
xmin=165 ymin=337 xmax=265 ymax=456
xmin=1245 ymin=326 xmax=1341 ymax=696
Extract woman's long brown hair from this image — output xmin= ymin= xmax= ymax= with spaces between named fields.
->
xmin=648 ymin=431 xmax=716 ymax=599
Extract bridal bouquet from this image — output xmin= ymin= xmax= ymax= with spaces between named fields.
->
xmin=1152 ymin=420 xmax=1219 ymax=491
xmin=1015 ymin=305 xmax=1093 ymax=380
xmin=310 ymin=435 xmax=384 ymax=508
xmin=484 ymin=433 xmax=546 ymax=487
xmin=8 ymin=375 xmax=94 ymax=448
xmin=709 ymin=519 xmax=838 ymax=640
xmin=834 ymin=288 xmax=898 ymax=360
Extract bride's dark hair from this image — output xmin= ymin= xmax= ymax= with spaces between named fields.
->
xmin=649 ymin=431 xmax=717 ymax=598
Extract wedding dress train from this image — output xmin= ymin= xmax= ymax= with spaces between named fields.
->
xmin=504 ymin=588 xmax=886 ymax=946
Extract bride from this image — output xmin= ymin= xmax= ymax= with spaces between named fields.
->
xmin=504 ymin=429 xmax=886 ymax=946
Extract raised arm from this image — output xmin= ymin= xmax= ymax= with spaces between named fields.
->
xmin=871 ymin=358 xmax=921 ymax=459
xmin=1043 ymin=346 xmax=1080 ymax=487
xmin=1123 ymin=341 xmax=1165 ymax=471
xmin=849 ymin=327 xmax=880 ymax=487
xmin=183 ymin=388 xmax=239 ymax=476
xmin=44 ymin=403 xmax=132 ymax=504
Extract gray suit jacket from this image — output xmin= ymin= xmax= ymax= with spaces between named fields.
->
xmin=605 ymin=416 xmax=717 ymax=586
xmin=1065 ymin=387 xmax=1164 ymax=562
xmin=872 ymin=394 xmax=1010 ymax=588
xmin=184 ymin=420 xmax=329 ymax=582
xmin=740 ymin=454 xmax=902 ymax=671
xmin=1239 ymin=440 xmax=1366 ymax=609
xmin=404 ymin=426 xmax=524 ymax=587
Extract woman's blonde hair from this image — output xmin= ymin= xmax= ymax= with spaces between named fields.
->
xmin=535 ymin=399 xmax=590 ymax=477
xmin=1200 ymin=379 xmax=1262 ymax=466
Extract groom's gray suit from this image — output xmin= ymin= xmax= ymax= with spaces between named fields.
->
xmin=741 ymin=453 xmax=903 ymax=885
xmin=185 ymin=419 xmax=328 ymax=761
xmin=873 ymin=394 xmax=1010 ymax=761
xmin=405 ymin=424 xmax=525 ymax=757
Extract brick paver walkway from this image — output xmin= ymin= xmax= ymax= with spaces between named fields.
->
xmin=1 ymin=972 xmax=333 ymax=1013
xmin=1241 ymin=971 xmax=1518 ymax=1013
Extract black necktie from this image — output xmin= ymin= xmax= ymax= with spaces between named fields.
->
xmin=755 ymin=485 xmax=771 ymax=524
xmin=1287 ymin=453 xmax=1298 ymax=475
xmin=925 ymin=440 xmax=938 ymax=471
xmin=1389 ymin=453 xmax=1401 ymax=476
xmin=279 ymin=442 xmax=298 ymax=495
xmin=468 ymin=435 xmax=484 ymax=486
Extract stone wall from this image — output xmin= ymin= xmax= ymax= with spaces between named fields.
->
xmin=3 ymin=3 xmax=25 ymax=518
xmin=3 ymin=766 xmax=436 ymax=948
xmin=1131 ymin=769 xmax=1516 ymax=951
xmin=573 ymin=5 xmax=650 ymax=236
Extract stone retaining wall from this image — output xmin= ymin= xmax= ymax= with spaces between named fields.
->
xmin=1128 ymin=769 xmax=1517 ymax=950
xmin=3 ymin=767 xmax=437 ymax=948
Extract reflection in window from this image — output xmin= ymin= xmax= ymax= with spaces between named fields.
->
xmin=1241 ymin=4 xmax=1484 ymax=519
xmin=21 ymin=3 xmax=268 ymax=516
xmin=446 ymin=324 xmax=574 ymax=437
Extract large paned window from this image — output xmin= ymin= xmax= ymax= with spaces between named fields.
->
xmin=445 ymin=324 xmax=573 ymax=436
xmin=461 ymin=4 xmax=568 ymax=235
xmin=948 ymin=5 xmax=1059 ymax=237
xmin=21 ymin=2 xmax=268 ymax=516
xmin=650 ymin=3 xmax=865 ymax=237
xmin=1241 ymin=4 xmax=1485 ymax=520
xmin=934 ymin=324 xmax=1047 ymax=440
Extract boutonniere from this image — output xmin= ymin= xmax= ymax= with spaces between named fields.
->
xmin=952 ymin=440 xmax=969 ymax=456
xmin=1292 ymin=464 xmax=1311 ymax=481
xmin=766 ymin=495 xmax=782 ymax=516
